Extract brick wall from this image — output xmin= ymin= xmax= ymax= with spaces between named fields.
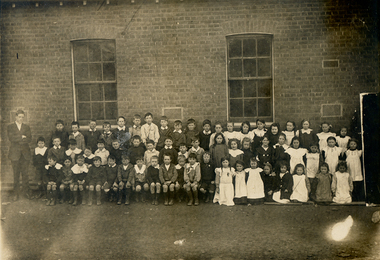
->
xmin=1 ymin=0 xmax=378 ymax=187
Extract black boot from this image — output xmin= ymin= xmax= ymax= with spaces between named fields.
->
xmin=164 ymin=192 xmax=169 ymax=206
xmin=187 ymin=190 xmax=193 ymax=206
xmin=168 ymin=191 xmax=174 ymax=206
xmin=194 ymin=190 xmax=199 ymax=206
xmin=72 ymin=191 xmax=78 ymax=206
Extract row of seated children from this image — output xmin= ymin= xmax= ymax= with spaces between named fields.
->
xmin=42 ymin=146 xmax=217 ymax=206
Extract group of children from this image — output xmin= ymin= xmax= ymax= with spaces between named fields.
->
xmin=32 ymin=113 xmax=364 ymax=207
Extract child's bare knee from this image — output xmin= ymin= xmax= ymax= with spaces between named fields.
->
xmin=143 ymin=183 xmax=149 ymax=191
xmin=169 ymin=184 xmax=175 ymax=192
xmin=89 ymin=186 xmax=94 ymax=191
xmin=136 ymin=185 xmax=141 ymax=192
xmin=95 ymin=185 xmax=101 ymax=192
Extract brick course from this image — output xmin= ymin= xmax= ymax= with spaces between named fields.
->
xmin=0 ymin=0 xmax=378 ymax=187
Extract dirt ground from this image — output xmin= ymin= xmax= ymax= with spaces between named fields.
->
xmin=1 ymin=193 xmax=380 ymax=260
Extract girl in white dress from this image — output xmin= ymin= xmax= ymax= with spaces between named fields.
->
xmin=322 ymin=136 xmax=343 ymax=174
xmin=336 ymin=127 xmax=350 ymax=153
xmin=332 ymin=161 xmax=353 ymax=204
xmin=290 ymin=164 xmax=310 ymax=202
xmin=345 ymin=138 xmax=364 ymax=201
xmin=238 ymin=121 xmax=255 ymax=144
xmin=213 ymin=157 xmax=235 ymax=206
xmin=286 ymin=137 xmax=307 ymax=173
xmin=282 ymin=121 xmax=298 ymax=146
xmin=317 ymin=122 xmax=336 ymax=151
xmin=234 ymin=160 xmax=247 ymax=205
xmin=245 ymin=158 xmax=265 ymax=204
xmin=305 ymin=143 xmax=322 ymax=201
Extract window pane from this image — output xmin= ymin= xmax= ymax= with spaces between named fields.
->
xmin=258 ymin=58 xmax=271 ymax=77
xmin=257 ymin=38 xmax=271 ymax=56
xmin=244 ymin=99 xmax=257 ymax=117
xmin=105 ymin=102 xmax=118 ymax=119
xmin=75 ymin=63 xmax=88 ymax=82
xmin=103 ymin=42 xmax=115 ymax=61
xmin=243 ymin=39 xmax=256 ymax=57
xmin=257 ymin=80 xmax=272 ymax=97
xmin=89 ymin=63 xmax=102 ymax=81
xmin=229 ymin=60 xmax=242 ymax=77
xmin=229 ymin=81 xmax=242 ymax=98
xmin=228 ymin=39 xmax=241 ymax=58
xmin=91 ymin=84 xmax=103 ymax=101
xmin=258 ymin=98 xmax=272 ymax=117
xmin=78 ymin=103 xmax=91 ymax=120
xmin=243 ymin=59 xmax=256 ymax=77
xmin=244 ymin=80 xmax=256 ymax=97
xmin=89 ymin=43 xmax=101 ymax=62
xmin=230 ymin=99 xmax=243 ymax=117
xmin=104 ymin=83 xmax=117 ymax=101
xmin=77 ymin=84 xmax=91 ymax=101
xmin=92 ymin=102 xmax=104 ymax=120
xmin=74 ymin=43 xmax=87 ymax=62
xmin=103 ymin=63 xmax=116 ymax=81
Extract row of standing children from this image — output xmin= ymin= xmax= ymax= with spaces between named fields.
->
xmin=33 ymin=114 xmax=363 ymax=206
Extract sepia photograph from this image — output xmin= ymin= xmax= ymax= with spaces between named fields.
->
xmin=0 ymin=0 xmax=379 ymax=259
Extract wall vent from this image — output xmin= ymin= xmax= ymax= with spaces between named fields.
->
xmin=321 ymin=104 xmax=342 ymax=117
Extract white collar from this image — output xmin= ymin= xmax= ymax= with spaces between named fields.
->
xmin=174 ymin=129 xmax=182 ymax=134
xmin=161 ymin=126 xmax=168 ymax=130
xmin=190 ymin=147 xmax=200 ymax=153
xmin=65 ymin=148 xmax=82 ymax=156
xmin=274 ymin=143 xmax=289 ymax=149
xmin=165 ymin=164 xmax=171 ymax=170
xmin=104 ymin=131 xmax=112 ymax=135
xmin=229 ymin=149 xmax=244 ymax=156
xmin=301 ymin=129 xmax=312 ymax=134
xmin=134 ymin=164 xmax=146 ymax=174
xmin=203 ymin=130 xmax=211 ymax=135
xmin=151 ymin=165 xmax=160 ymax=169
xmin=164 ymin=146 xmax=173 ymax=149
xmin=15 ymin=121 xmax=22 ymax=130
xmin=89 ymin=128 xmax=96 ymax=132
xmin=133 ymin=125 xmax=140 ymax=129
xmin=72 ymin=131 xmax=80 ymax=137
xmin=71 ymin=164 xmax=88 ymax=174
xmin=175 ymin=164 xmax=183 ymax=170
xmin=35 ymin=147 xmax=47 ymax=155
xmin=53 ymin=145 xmax=61 ymax=150
xmin=118 ymin=126 xmax=126 ymax=131
xmin=186 ymin=162 xmax=199 ymax=169
xmin=108 ymin=164 xmax=117 ymax=168
xmin=261 ymin=146 xmax=269 ymax=151
xmin=83 ymin=154 xmax=95 ymax=159
xmin=96 ymin=149 xmax=106 ymax=153
xmin=45 ymin=163 xmax=63 ymax=170
xmin=147 ymin=149 xmax=157 ymax=153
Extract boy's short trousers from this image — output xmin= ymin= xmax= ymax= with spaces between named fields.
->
xmin=200 ymin=181 xmax=215 ymax=192
xmin=88 ymin=181 xmax=103 ymax=187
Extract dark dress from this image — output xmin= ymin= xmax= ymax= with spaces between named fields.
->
xmin=276 ymin=171 xmax=293 ymax=200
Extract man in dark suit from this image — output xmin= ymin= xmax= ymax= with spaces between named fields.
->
xmin=7 ymin=109 xmax=32 ymax=201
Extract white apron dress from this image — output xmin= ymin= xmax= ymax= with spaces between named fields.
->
xmin=234 ymin=170 xmax=247 ymax=198
xmin=213 ymin=167 xmax=235 ymax=206
xmin=246 ymin=168 xmax=264 ymax=199
xmin=332 ymin=171 xmax=352 ymax=204
xmin=290 ymin=174 xmax=309 ymax=202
